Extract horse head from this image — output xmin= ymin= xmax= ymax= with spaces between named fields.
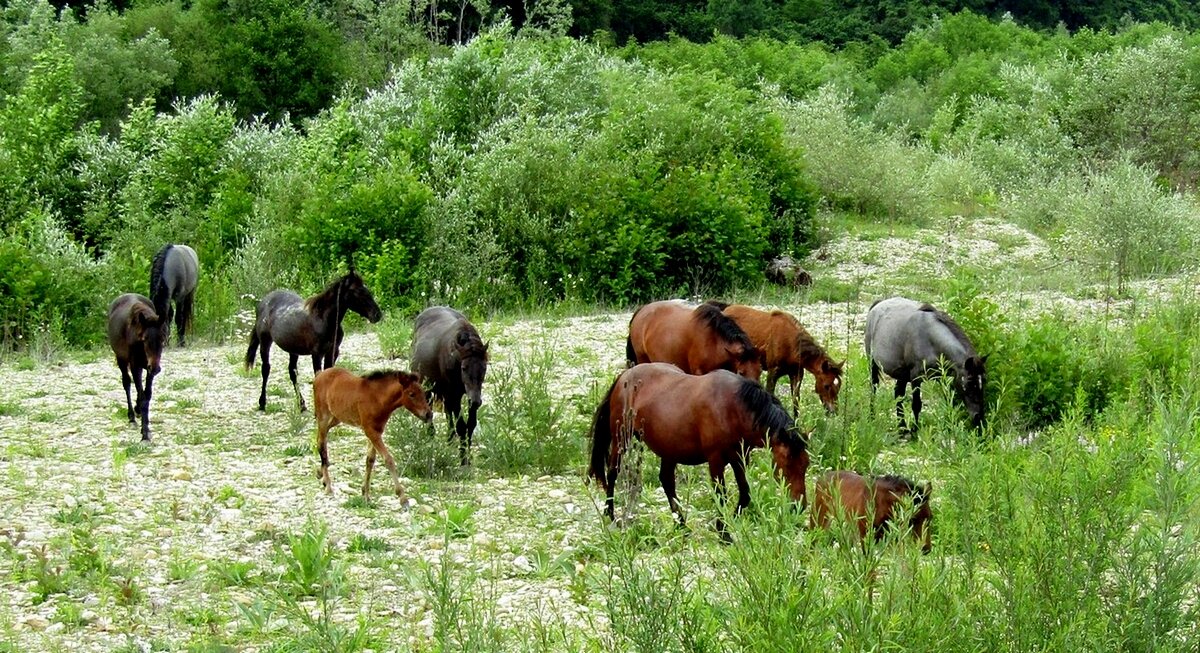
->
xmin=130 ymin=305 xmax=165 ymax=373
xmin=910 ymin=482 xmax=933 ymax=554
xmin=454 ymin=329 xmax=489 ymax=409
xmin=815 ymin=358 xmax=845 ymax=414
xmin=397 ymin=371 xmax=434 ymax=423
xmin=770 ymin=427 xmax=811 ymax=508
xmin=958 ymin=355 xmax=987 ymax=429
xmin=727 ymin=343 xmax=764 ymax=381
xmin=342 ymin=271 xmax=383 ymax=323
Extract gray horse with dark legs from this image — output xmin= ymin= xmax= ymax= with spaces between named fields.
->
xmin=150 ymin=244 xmax=199 ymax=347
xmin=410 ymin=307 xmax=489 ymax=466
xmin=865 ymin=297 xmax=987 ymax=433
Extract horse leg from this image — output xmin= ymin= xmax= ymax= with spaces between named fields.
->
xmin=131 ymin=366 xmax=147 ymax=439
xmin=289 ymin=353 xmax=306 ymax=412
xmin=604 ymin=447 xmax=621 ymax=522
xmin=141 ymin=367 xmax=156 ymax=442
xmin=730 ymin=455 xmax=751 ymax=516
xmin=362 ymin=444 xmax=376 ymax=500
xmin=911 ymin=381 xmax=923 ymax=434
xmin=894 ymin=379 xmax=909 ymax=433
xmin=118 ymin=359 xmax=135 ymax=423
xmin=765 ymin=368 xmax=781 ymax=395
xmin=175 ymin=294 xmax=193 ymax=347
xmin=365 ymin=426 xmax=406 ymax=502
xmin=317 ymin=419 xmax=333 ymax=494
xmin=708 ymin=458 xmax=732 ymax=543
xmin=659 ymin=460 xmax=685 ymax=527
xmin=463 ymin=402 xmax=479 ymax=466
xmin=870 ymin=360 xmax=882 ymax=392
xmin=257 ymin=339 xmax=272 ymax=411
xmin=790 ymin=371 xmax=803 ymax=416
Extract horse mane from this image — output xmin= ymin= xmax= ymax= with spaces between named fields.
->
xmin=918 ymin=303 xmax=977 ymax=356
xmin=703 ymin=299 xmax=730 ymax=311
xmin=365 ymin=369 xmax=418 ymax=384
xmin=128 ymin=300 xmax=160 ymax=326
xmin=694 ymin=303 xmax=756 ymax=358
xmin=735 ymin=379 xmax=805 ymax=451
xmin=455 ymin=323 xmax=488 ymax=361
xmin=872 ymin=474 xmax=928 ymax=504
xmin=306 ymin=272 xmax=357 ymax=313
xmin=149 ymin=245 xmax=172 ymax=315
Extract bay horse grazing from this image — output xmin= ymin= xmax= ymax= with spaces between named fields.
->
xmin=410 ymin=307 xmax=489 ymax=466
xmin=588 ymin=363 xmax=809 ymax=540
xmin=865 ymin=297 xmax=987 ymax=433
xmin=312 ymin=368 xmax=434 ymax=500
xmin=717 ymin=303 xmax=844 ymax=414
xmin=245 ymin=271 xmax=382 ymax=412
xmin=107 ymin=294 xmax=165 ymax=441
xmin=626 ymin=300 xmax=763 ymax=380
xmin=149 ymin=244 xmax=199 ymax=347
xmin=811 ymin=471 xmax=932 ymax=553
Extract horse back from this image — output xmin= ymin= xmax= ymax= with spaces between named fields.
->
xmin=627 ymin=301 xmax=693 ymax=368
xmin=411 ymin=307 xmax=474 ymax=383
xmin=313 ymin=367 xmax=364 ymax=425
xmin=614 ymin=364 xmax=744 ymax=464
xmin=812 ymin=471 xmax=872 ymax=538
xmin=724 ymin=304 xmax=803 ymax=370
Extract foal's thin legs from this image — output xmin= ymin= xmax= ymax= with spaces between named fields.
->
xmin=659 ymin=460 xmax=684 ymax=527
xmin=118 ymin=359 xmax=135 ymax=423
xmin=141 ymin=368 xmax=156 ymax=441
xmin=363 ymin=427 xmax=405 ymax=501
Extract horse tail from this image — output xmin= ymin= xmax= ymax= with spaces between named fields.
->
xmin=245 ymin=330 xmax=259 ymax=370
xmin=625 ymin=335 xmax=636 ymax=368
xmin=150 ymin=245 xmax=173 ymax=318
xmin=588 ymin=376 xmax=621 ymax=490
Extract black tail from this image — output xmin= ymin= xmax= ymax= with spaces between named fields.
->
xmin=625 ymin=336 xmax=636 ymax=368
xmin=245 ymin=330 xmax=259 ymax=370
xmin=150 ymin=245 xmax=173 ymax=318
xmin=589 ymin=376 xmax=621 ymax=490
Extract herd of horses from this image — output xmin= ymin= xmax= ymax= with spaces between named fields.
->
xmin=104 ymin=244 xmax=991 ymax=550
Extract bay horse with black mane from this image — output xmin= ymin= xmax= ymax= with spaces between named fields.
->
xmin=313 ymin=368 xmax=434 ymax=500
xmin=811 ymin=471 xmax=933 ymax=553
xmin=410 ymin=307 xmax=489 ymax=466
xmin=715 ymin=302 xmax=844 ymax=414
xmin=589 ymin=363 xmax=810 ymax=541
xmin=107 ymin=294 xmax=165 ymax=441
xmin=626 ymin=300 xmax=763 ymax=380
xmin=245 ymin=271 xmax=382 ymax=411
xmin=865 ymin=296 xmax=986 ymax=433
xmin=150 ymin=244 xmax=199 ymax=347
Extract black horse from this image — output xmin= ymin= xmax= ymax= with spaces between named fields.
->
xmin=245 ymin=271 xmax=382 ymax=411
xmin=107 ymin=294 xmax=165 ymax=441
xmin=410 ymin=307 xmax=489 ymax=466
xmin=150 ymin=244 xmax=199 ymax=347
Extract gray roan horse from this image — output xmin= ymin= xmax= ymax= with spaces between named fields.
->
xmin=150 ymin=244 xmax=199 ymax=347
xmin=410 ymin=307 xmax=489 ymax=466
xmin=245 ymin=271 xmax=382 ymax=412
xmin=108 ymin=294 xmax=164 ymax=441
xmin=865 ymin=297 xmax=986 ymax=432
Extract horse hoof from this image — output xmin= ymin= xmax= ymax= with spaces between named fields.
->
xmin=141 ymin=434 xmax=152 ymax=443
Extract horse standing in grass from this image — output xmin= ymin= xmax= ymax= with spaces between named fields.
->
xmin=410 ymin=307 xmax=489 ymax=466
xmin=149 ymin=244 xmax=199 ymax=347
xmin=865 ymin=297 xmax=986 ymax=433
xmin=589 ymin=363 xmax=810 ymax=540
xmin=245 ymin=271 xmax=382 ymax=412
xmin=716 ymin=303 xmax=844 ymax=414
xmin=107 ymin=294 xmax=165 ymax=441
xmin=313 ymin=368 xmax=433 ymax=500
xmin=626 ymin=300 xmax=763 ymax=380
xmin=811 ymin=471 xmax=933 ymax=553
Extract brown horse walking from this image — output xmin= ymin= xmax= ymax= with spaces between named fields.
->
xmin=626 ymin=300 xmax=763 ymax=380
xmin=312 ymin=368 xmax=433 ymax=500
xmin=589 ymin=363 xmax=809 ymax=540
xmin=717 ymin=303 xmax=844 ymax=414
xmin=107 ymin=294 xmax=165 ymax=441
xmin=811 ymin=471 xmax=932 ymax=553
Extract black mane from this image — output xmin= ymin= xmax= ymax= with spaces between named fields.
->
xmin=306 ymin=272 xmax=358 ymax=314
xmin=694 ymin=303 xmax=757 ymax=359
xmin=149 ymin=245 xmax=172 ymax=315
xmin=918 ymin=303 xmax=977 ymax=356
xmin=455 ymin=323 xmax=488 ymax=361
xmin=735 ymin=379 xmax=805 ymax=451
xmin=365 ymin=369 xmax=418 ymax=383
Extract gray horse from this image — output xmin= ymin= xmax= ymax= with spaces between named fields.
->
xmin=865 ymin=297 xmax=986 ymax=432
xmin=410 ymin=307 xmax=488 ymax=466
xmin=150 ymin=244 xmax=199 ymax=347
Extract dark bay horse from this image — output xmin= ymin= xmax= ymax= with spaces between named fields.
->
xmin=107 ymin=294 xmax=164 ymax=441
xmin=410 ymin=307 xmax=489 ymax=466
xmin=245 ymin=271 xmax=382 ymax=411
xmin=313 ymin=368 xmax=433 ymax=500
xmin=811 ymin=471 xmax=933 ymax=553
xmin=150 ymin=244 xmax=199 ymax=347
xmin=865 ymin=297 xmax=986 ymax=432
xmin=626 ymin=300 xmax=763 ymax=380
xmin=589 ymin=363 xmax=809 ymax=540
xmin=718 ymin=303 xmax=844 ymax=414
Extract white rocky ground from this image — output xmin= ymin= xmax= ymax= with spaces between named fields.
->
xmin=0 ymin=217 xmax=1190 ymax=650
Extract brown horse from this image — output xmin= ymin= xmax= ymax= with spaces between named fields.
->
xmin=811 ymin=471 xmax=932 ymax=553
xmin=107 ymin=294 xmax=165 ymax=441
xmin=626 ymin=300 xmax=763 ymax=380
xmin=313 ymin=368 xmax=434 ymax=500
xmin=589 ymin=363 xmax=809 ymax=539
xmin=718 ymin=303 xmax=844 ymax=414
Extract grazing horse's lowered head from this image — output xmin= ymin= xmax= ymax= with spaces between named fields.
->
xmin=454 ymin=329 xmax=489 ymax=412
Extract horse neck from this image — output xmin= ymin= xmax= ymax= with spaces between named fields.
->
xmin=309 ymin=288 xmax=347 ymax=335
xmin=926 ymin=321 xmax=974 ymax=373
xmin=795 ymin=335 xmax=828 ymax=374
